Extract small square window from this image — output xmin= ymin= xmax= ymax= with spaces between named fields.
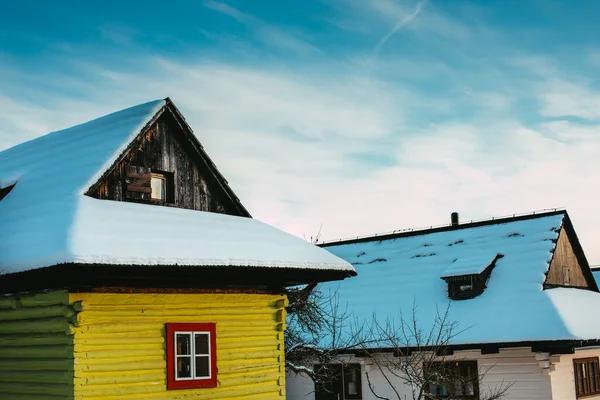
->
xmin=166 ymin=323 xmax=217 ymax=390
xmin=151 ymin=173 xmax=167 ymax=201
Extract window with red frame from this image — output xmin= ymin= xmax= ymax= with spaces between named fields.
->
xmin=166 ymin=323 xmax=217 ymax=390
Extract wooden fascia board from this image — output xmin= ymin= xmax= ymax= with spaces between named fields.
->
xmin=163 ymin=99 xmax=251 ymax=218
xmin=0 ymin=263 xmax=355 ymax=294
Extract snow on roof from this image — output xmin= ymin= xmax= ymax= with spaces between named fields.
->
xmin=0 ymin=100 xmax=353 ymax=275
xmin=440 ymin=253 xmax=500 ymax=278
xmin=319 ymin=212 xmax=600 ymax=346
xmin=593 ymin=270 xmax=600 ymax=285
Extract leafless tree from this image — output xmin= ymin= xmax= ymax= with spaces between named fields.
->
xmin=288 ymin=228 xmax=510 ymax=399
xmin=360 ymin=302 xmax=513 ymax=400
xmin=284 ymin=283 xmax=371 ymax=385
xmin=287 ymin=225 xmax=370 ymax=385
xmin=303 ymin=223 xmax=323 ymax=245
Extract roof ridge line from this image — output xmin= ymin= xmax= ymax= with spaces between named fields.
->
xmin=319 ymin=208 xmax=566 ymax=247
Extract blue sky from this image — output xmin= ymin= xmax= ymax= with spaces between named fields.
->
xmin=3 ymin=0 xmax=600 ymax=262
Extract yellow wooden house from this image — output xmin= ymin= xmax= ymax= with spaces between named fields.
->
xmin=0 ymin=98 xmax=355 ymax=399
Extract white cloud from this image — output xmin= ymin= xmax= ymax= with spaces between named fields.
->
xmin=202 ymin=0 xmax=321 ymax=56
xmin=538 ymin=78 xmax=600 ymax=120
xmin=329 ymin=0 xmax=470 ymax=42
xmin=3 ymin=7 xmax=600 ymax=265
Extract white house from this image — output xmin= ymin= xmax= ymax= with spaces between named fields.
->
xmin=287 ymin=210 xmax=600 ymax=400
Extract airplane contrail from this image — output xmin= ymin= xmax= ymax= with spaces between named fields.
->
xmin=374 ymin=0 xmax=428 ymax=55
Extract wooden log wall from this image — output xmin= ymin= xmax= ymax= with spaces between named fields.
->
xmin=69 ymin=292 xmax=288 ymax=399
xmin=88 ymin=113 xmax=237 ymax=215
xmin=0 ymin=290 xmax=76 ymax=399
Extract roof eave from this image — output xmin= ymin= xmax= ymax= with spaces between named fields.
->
xmin=337 ymin=339 xmax=600 ymax=357
xmin=0 ymin=263 xmax=356 ymax=294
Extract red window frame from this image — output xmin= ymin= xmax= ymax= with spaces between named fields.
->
xmin=166 ymin=322 xmax=217 ymax=390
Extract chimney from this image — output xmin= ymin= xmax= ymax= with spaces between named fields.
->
xmin=451 ymin=212 xmax=459 ymax=227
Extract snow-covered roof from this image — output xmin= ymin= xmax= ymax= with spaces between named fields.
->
xmin=0 ymin=99 xmax=354 ymax=275
xmin=319 ymin=212 xmax=600 ymax=346
xmin=593 ymin=270 xmax=600 ymax=286
xmin=440 ymin=253 xmax=500 ymax=278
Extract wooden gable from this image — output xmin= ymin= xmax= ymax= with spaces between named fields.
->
xmin=545 ymin=226 xmax=595 ymax=289
xmin=87 ymin=100 xmax=250 ymax=217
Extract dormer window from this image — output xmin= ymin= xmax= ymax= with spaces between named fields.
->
xmin=151 ymin=173 xmax=167 ymax=201
xmin=445 ymin=275 xmax=479 ymax=300
xmin=441 ymin=254 xmax=504 ymax=300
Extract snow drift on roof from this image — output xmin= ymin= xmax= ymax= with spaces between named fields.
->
xmin=0 ymin=100 xmax=353 ymax=274
xmin=318 ymin=213 xmax=600 ymax=345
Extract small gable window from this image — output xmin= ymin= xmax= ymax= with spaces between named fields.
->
xmin=151 ymin=173 xmax=167 ymax=201
xmin=441 ymin=254 xmax=504 ymax=300
xmin=125 ymin=165 xmax=174 ymax=203
xmin=166 ymin=322 xmax=217 ymax=390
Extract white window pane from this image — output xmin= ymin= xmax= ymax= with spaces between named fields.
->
xmin=151 ymin=176 xmax=165 ymax=200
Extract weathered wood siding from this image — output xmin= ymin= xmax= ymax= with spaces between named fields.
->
xmin=287 ymin=348 xmax=553 ymax=400
xmin=69 ymin=292 xmax=287 ymax=399
xmin=549 ymin=348 xmax=600 ymax=400
xmin=88 ymin=112 xmax=240 ymax=216
xmin=0 ymin=290 xmax=75 ymax=399
xmin=546 ymin=227 xmax=588 ymax=288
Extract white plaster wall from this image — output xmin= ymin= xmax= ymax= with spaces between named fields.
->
xmin=287 ymin=370 xmax=318 ymax=400
xmin=550 ymin=348 xmax=600 ymax=400
xmin=286 ymin=348 xmax=552 ymax=400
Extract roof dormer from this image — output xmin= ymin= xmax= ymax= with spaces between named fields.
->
xmin=441 ymin=254 xmax=504 ymax=300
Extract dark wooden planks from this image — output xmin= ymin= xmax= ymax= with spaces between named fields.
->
xmin=87 ymin=111 xmax=240 ymax=215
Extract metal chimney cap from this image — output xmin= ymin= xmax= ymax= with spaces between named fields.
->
xmin=451 ymin=212 xmax=459 ymax=226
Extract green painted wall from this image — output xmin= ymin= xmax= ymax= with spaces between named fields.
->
xmin=0 ymin=290 xmax=75 ymax=399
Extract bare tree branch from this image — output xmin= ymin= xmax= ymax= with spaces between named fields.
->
xmin=357 ymin=301 xmax=513 ymax=400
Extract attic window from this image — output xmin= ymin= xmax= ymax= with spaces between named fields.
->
xmin=445 ymin=275 xmax=479 ymax=300
xmin=125 ymin=166 xmax=173 ymax=203
xmin=149 ymin=170 xmax=174 ymax=203
xmin=441 ymin=254 xmax=504 ymax=300
xmin=151 ymin=173 xmax=167 ymax=201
